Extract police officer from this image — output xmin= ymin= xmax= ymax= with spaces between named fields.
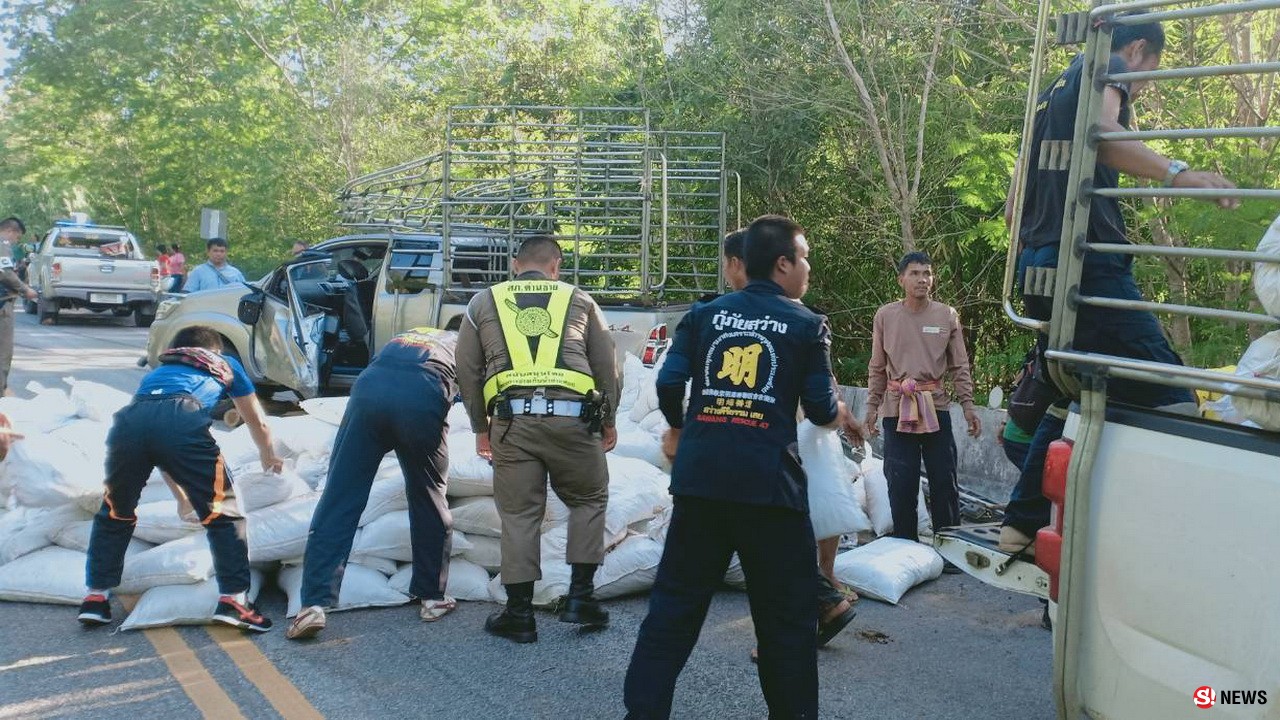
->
xmin=288 ymin=325 xmax=460 ymax=640
xmin=623 ymin=215 xmax=860 ymax=720
xmin=456 ymin=235 xmax=619 ymax=644
xmin=0 ymin=217 xmax=38 ymax=396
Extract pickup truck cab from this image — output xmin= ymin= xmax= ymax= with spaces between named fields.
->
xmin=934 ymin=4 xmax=1280 ymax=718
xmin=27 ymin=218 xmax=161 ymax=326
xmin=145 ymin=231 xmax=687 ymax=399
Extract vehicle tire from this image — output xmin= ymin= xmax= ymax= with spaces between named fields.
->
xmin=24 ymin=299 xmax=36 ymax=315
xmin=37 ymin=297 xmax=58 ymax=325
xmin=134 ymin=307 xmax=156 ymax=328
xmin=211 ymin=398 xmax=241 ymax=429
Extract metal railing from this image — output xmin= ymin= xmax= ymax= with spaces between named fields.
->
xmin=1005 ymin=0 xmax=1280 ymax=410
xmin=337 ymin=106 xmax=730 ymax=305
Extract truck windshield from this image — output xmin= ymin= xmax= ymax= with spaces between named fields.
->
xmin=55 ymin=232 xmax=136 ymax=257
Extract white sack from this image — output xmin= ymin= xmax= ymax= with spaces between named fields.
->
xmin=246 ymin=493 xmax=320 ymax=562
xmin=120 ymin=570 xmax=264 ymax=631
xmin=279 ymin=563 xmax=409 ymax=617
xmin=299 ymin=396 xmax=351 ymax=426
xmin=832 ymin=537 xmax=943 ymax=604
xmin=1229 ymin=330 xmax=1280 ymax=431
xmin=596 ymin=535 xmax=664 ymax=599
xmin=459 ymin=534 xmax=502 ymax=572
xmin=617 ymin=353 xmax=646 ymax=415
xmin=451 ymin=496 xmax=502 ymax=537
xmin=120 ymin=534 xmax=215 ymax=593
xmin=270 ymin=415 xmax=338 ymax=458
xmin=133 ymin=501 xmax=203 ymax=544
xmin=0 ymin=505 xmax=92 ymax=564
xmin=445 ymin=432 xmax=493 ymax=497
xmin=861 ymin=462 xmax=930 ymax=537
xmin=348 ymin=555 xmax=397 ymax=576
xmin=357 ymin=460 xmax=410 ymax=526
xmin=52 ymin=520 xmax=152 ymax=557
xmin=799 ymin=422 xmax=870 ymax=540
xmin=352 ymin=510 xmax=414 ymax=562
xmin=611 ymin=429 xmax=667 ymax=469
xmin=604 ymin=456 xmax=670 ymax=539
xmin=724 ymin=553 xmax=746 ymax=590
xmin=211 ymin=425 xmax=262 ymax=468
xmin=1255 ymin=214 xmax=1280 ymax=317
xmin=66 ymin=378 xmax=133 ymax=422
xmin=0 ymin=382 xmax=77 ymax=432
xmin=0 ymin=547 xmax=88 ymax=604
xmin=234 ymin=465 xmax=310 ymax=513
xmin=5 ymin=428 xmax=107 ymax=508
xmin=447 ymin=402 xmax=471 ymax=430
xmin=389 ymin=558 xmax=492 ymax=602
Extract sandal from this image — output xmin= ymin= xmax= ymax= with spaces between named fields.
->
xmin=420 ymin=596 xmax=457 ymax=622
xmin=837 ymin=582 xmax=860 ymax=602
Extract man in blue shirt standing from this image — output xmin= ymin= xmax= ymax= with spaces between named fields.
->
xmin=623 ymin=215 xmax=861 ymax=720
xmin=79 ymin=325 xmax=284 ymax=632
xmin=183 ymin=238 xmax=247 ymax=293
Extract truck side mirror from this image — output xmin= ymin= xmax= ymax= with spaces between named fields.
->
xmin=237 ymin=291 xmax=265 ymax=325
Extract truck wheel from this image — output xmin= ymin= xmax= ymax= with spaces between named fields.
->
xmin=133 ymin=307 xmax=156 ymax=328
xmin=37 ymin=298 xmax=58 ymax=325
xmin=24 ymin=299 xmax=36 ymax=315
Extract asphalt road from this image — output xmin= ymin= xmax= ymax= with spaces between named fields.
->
xmin=1 ymin=312 xmax=1056 ymax=719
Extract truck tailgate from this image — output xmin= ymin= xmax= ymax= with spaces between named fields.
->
xmin=59 ymin=256 xmax=154 ymax=291
xmin=934 ymin=523 xmax=1049 ymax=599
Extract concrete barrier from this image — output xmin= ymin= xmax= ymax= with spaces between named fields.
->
xmin=839 ymin=386 xmax=1019 ymax=503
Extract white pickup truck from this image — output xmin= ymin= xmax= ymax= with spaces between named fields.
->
xmin=27 ymin=220 xmax=161 ymax=327
xmin=934 ymin=3 xmax=1280 ymax=718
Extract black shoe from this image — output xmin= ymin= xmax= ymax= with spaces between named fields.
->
xmin=77 ymin=594 xmax=112 ymax=626
xmin=817 ymin=601 xmax=857 ymax=647
xmin=486 ymin=582 xmax=537 ymax=643
xmin=559 ymin=563 xmax=609 ymax=629
xmin=213 ymin=597 xmax=273 ymax=633
xmin=942 ymin=560 xmax=964 ymax=575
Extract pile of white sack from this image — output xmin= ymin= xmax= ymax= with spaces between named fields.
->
xmin=0 ymin=356 xmax=947 ymax=629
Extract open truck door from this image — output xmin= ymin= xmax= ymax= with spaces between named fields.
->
xmin=243 ymin=261 xmax=326 ymax=399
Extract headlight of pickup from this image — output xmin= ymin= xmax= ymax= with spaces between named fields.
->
xmin=154 ymin=297 xmax=182 ymax=321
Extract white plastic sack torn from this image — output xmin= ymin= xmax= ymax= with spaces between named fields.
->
xmin=833 ymin=537 xmax=943 ymax=604
xmin=799 ymin=422 xmax=870 ymax=540
xmin=389 ymin=558 xmax=492 ymax=602
xmin=1255 ymin=214 xmax=1280 ymax=317
xmin=120 ymin=570 xmax=264 ymax=631
xmin=0 ymin=546 xmax=88 ymax=604
xmin=120 ymin=534 xmax=215 ymax=593
xmin=279 ymin=563 xmax=409 ymax=617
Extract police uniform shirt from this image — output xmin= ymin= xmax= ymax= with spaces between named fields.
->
xmin=657 ymin=279 xmax=839 ymax=512
xmin=1020 ymin=54 xmax=1133 ymax=250
xmin=135 ymin=355 xmax=255 ymax=414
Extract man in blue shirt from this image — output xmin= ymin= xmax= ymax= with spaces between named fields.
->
xmin=623 ymin=215 xmax=861 ymax=720
xmin=79 ymin=325 xmax=284 ymax=632
xmin=183 ymin=238 xmax=247 ymax=293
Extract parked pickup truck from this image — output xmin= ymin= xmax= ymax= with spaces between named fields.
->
xmin=144 ymin=231 xmax=688 ymax=401
xmin=27 ymin=219 xmax=161 ymax=326
xmin=934 ymin=4 xmax=1280 ymax=719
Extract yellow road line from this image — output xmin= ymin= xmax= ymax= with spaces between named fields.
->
xmin=207 ymin=626 xmax=324 ymax=720
xmin=143 ymin=627 xmax=247 ymax=720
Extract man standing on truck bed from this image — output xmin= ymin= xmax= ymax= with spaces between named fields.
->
xmin=864 ymin=251 xmax=980 ymax=554
xmin=999 ymin=16 xmax=1239 ymax=553
xmin=0 ymin=217 xmax=38 ymax=396
xmin=183 ymin=238 xmax=246 ymax=293
xmin=456 ymin=234 xmax=619 ymax=644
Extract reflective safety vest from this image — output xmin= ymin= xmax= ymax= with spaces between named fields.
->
xmin=482 ymin=280 xmax=596 ymax=404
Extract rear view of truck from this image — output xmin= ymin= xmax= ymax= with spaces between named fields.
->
xmin=28 ymin=219 xmax=161 ymax=326
xmin=935 ymin=2 xmax=1280 ymax=717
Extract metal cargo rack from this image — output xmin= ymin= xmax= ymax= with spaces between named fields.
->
xmin=337 ymin=106 xmax=732 ymax=305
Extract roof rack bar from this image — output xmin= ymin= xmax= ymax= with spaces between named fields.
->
xmin=1105 ymin=0 xmax=1280 ymax=24
xmin=1087 ymin=242 xmax=1280 ymax=264
xmin=1097 ymin=126 xmax=1280 ymax=141
xmin=1087 ymin=0 xmax=1191 ymax=17
xmin=1109 ymin=61 xmax=1280 ymax=83
xmin=1076 ymin=294 xmax=1280 ymax=325
xmin=1046 ymin=349 xmax=1280 ymax=402
xmin=1093 ymin=187 xmax=1280 ymax=200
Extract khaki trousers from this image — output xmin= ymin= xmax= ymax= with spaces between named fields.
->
xmin=0 ymin=302 xmax=14 ymax=395
xmin=491 ymin=415 xmax=608 ymax=584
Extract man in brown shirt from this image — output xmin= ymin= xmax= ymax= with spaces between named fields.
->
xmin=0 ymin=217 xmax=38 ymax=396
xmin=456 ymin=235 xmax=619 ymax=643
xmin=864 ymin=252 xmax=980 ymax=550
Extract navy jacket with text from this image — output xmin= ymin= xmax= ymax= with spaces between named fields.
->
xmin=657 ymin=279 xmax=839 ymax=513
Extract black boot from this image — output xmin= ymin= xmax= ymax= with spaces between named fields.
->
xmin=559 ymin=563 xmax=609 ymax=628
xmin=485 ymin=581 xmax=537 ymax=643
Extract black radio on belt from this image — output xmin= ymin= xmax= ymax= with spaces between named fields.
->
xmin=582 ymin=389 xmax=606 ymax=433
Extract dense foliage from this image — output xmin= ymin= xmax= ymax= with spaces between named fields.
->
xmin=2 ymin=0 xmax=1275 ymax=393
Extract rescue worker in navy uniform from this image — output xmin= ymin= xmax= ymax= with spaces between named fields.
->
xmin=456 ymin=235 xmax=619 ymax=644
xmin=287 ymin=324 xmax=460 ymax=640
xmin=623 ymin=215 xmax=861 ymax=720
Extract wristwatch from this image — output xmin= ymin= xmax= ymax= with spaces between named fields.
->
xmin=1163 ymin=159 xmax=1190 ymax=187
